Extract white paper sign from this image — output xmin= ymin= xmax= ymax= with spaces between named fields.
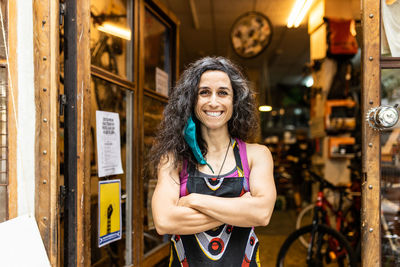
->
xmin=96 ymin=111 xmax=124 ymax=177
xmin=155 ymin=67 xmax=169 ymax=96
xmin=0 ymin=215 xmax=51 ymax=267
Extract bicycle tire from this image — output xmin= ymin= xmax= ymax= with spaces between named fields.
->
xmin=296 ymin=204 xmax=315 ymax=248
xmin=276 ymin=224 xmax=357 ymax=267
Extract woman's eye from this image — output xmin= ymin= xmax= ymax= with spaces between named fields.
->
xmin=218 ymin=91 xmax=228 ymax=96
xmin=199 ymin=90 xmax=209 ymax=95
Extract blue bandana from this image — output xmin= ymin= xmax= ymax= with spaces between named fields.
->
xmin=183 ymin=116 xmax=214 ymax=173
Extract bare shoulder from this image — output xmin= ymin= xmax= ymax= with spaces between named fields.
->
xmin=245 ymin=142 xmax=272 ymax=157
xmin=245 ymin=142 xmax=273 ymax=167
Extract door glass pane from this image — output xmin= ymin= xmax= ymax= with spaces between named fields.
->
xmin=143 ymin=95 xmax=167 ymax=254
xmin=90 ymin=0 xmax=132 ymax=79
xmin=90 ymin=76 xmax=133 ymax=266
xmin=144 ymin=8 xmax=171 ymax=94
xmin=381 ymin=0 xmax=400 ymax=57
xmin=380 ymin=69 xmax=400 ymax=265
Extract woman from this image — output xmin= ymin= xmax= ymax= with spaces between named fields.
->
xmin=150 ymin=57 xmax=276 ymax=266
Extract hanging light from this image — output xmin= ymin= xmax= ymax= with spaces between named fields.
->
xmin=287 ymin=0 xmax=314 ymax=28
xmin=259 ymin=105 xmax=273 ymax=112
xmin=97 ymin=22 xmax=132 ymax=40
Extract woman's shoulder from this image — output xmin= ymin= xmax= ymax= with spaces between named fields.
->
xmin=243 ymin=142 xmax=272 ymax=162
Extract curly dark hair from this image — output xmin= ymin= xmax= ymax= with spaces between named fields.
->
xmin=149 ymin=56 xmax=259 ymax=170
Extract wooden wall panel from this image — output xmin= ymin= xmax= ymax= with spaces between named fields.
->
xmin=361 ymin=0 xmax=381 ymax=266
xmin=32 ymin=0 xmax=59 ymax=265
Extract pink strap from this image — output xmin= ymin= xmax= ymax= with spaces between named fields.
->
xmin=236 ymin=139 xmax=251 ymax=188
xmin=179 ymin=160 xmax=189 ymax=197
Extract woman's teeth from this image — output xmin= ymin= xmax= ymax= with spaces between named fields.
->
xmin=206 ymin=111 xmax=222 ymax=117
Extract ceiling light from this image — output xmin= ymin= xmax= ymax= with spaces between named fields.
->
xmin=287 ymin=0 xmax=314 ymax=28
xmin=259 ymin=105 xmax=272 ymax=112
xmin=287 ymin=0 xmax=306 ymax=28
xmin=304 ymin=76 xmax=314 ymax=87
xmin=97 ymin=22 xmax=131 ymax=40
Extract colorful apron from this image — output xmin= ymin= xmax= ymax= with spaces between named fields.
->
xmin=169 ymin=139 xmax=261 ymax=267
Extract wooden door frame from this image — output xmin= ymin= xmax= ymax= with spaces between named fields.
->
xmin=63 ymin=0 xmax=91 ymax=265
xmin=360 ymin=0 xmax=398 ymax=266
xmin=32 ymin=0 xmax=61 ymax=265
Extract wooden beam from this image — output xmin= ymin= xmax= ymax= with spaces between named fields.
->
xmin=32 ymin=0 xmax=59 ymax=265
xmin=361 ymin=0 xmax=381 ymax=266
xmin=64 ymin=0 xmax=91 ymax=265
xmin=76 ymin=0 xmax=91 ymax=265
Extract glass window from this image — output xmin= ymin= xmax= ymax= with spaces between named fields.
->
xmin=90 ymin=76 xmax=133 ymax=266
xmin=143 ymin=95 xmax=167 ymax=254
xmin=380 ymin=68 xmax=400 ymax=265
xmin=90 ymin=0 xmax=132 ymax=79
xmin=144 ymin=8 xmax=171 ymax=93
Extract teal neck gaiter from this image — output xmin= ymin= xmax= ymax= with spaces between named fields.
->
xmin=183 ymin=116 xmax=214 ymax=173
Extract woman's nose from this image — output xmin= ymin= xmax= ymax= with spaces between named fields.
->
xmin=208 ymin=93 xmax=218 ymax=106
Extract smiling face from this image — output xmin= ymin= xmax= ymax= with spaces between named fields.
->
xmin=194 ymin=70 xmax=234 ymax=132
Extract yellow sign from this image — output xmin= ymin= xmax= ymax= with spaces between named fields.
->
xmin=98 ymin=179 xmax=122 ymax=247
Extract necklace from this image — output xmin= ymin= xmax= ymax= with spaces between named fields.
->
xmin=216 ymin=138 xmax=231 ymax=179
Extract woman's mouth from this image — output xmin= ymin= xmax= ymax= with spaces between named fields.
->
xmin=205 ymin=111 xmax=223 ymax=117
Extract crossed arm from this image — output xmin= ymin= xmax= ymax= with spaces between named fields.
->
xmin=151 ymin=144 xmax=276 ymax=235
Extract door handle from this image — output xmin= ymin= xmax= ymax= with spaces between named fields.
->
xmin=366 ymin=104 xmax=399 ymax=130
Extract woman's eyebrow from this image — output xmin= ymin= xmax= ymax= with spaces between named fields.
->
xmin=198 ymin=86 xmax=232 ymax=90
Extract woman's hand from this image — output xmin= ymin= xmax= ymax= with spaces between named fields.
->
xmin=177 ymin=193 xmax=196 ymax=208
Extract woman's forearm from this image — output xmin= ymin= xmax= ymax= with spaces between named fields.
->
xmin=187 ymin=193 xmax=274 ymax=227
xmin=153 ymin=204 xmax=223 ymax=235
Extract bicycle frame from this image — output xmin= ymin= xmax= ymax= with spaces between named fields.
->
xmin=305 ymin=191 xmax=349 ymax=265
xmin=314 ymin=186 xmax=346 ymax=232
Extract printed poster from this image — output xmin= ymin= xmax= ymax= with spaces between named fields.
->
xmin=98 ymin=179 xmax=122 ymax=247
xmin=96 ymin=111 xmax=124 ymax=177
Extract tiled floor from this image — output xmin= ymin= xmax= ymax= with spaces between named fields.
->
xmin=255 ymin=209 xmax=297 ymax=266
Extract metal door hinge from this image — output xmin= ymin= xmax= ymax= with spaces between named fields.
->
xmin=59 ymin=94 xmax=67 ymax=116
xmin=59 ymin=3 xmax=66 ymax=26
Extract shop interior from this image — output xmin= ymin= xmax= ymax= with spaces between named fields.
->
xmin=57 ymin=0 xmax=400 ymax=266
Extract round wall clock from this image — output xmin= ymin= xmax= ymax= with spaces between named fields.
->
xmin=230 ymin=12 xmax=273 ymax=58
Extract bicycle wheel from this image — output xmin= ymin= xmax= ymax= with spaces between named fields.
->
xmin=296 ymin=204 xmax=315 ymax=248
xmin=277 ymin=224 xmax=357 ymax=267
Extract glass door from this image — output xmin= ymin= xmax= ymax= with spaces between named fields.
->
xmin=89 ymin=0 xmax=135 ymax=265
xmin=379 ymin=1 xmax=400 ymax=264
xmin=379 ymin=69 xmax=400 ymax=266
xmin=140 ymin=0 xmax=179 ymax=265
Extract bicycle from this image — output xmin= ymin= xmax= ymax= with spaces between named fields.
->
xmin=276 ymin=171 xmax=357 ymax=266
xmin=295 ymin=170 xmax=361 ymax=252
